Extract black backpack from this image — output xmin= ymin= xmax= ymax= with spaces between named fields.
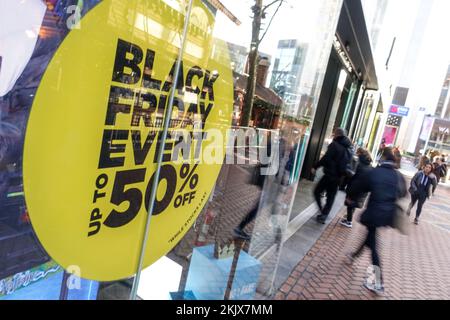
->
xmin=339 ymin=146 xmax=355 ymax=177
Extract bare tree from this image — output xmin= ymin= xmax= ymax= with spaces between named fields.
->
xmin=240 ymin=0 xmax=285 ymax=127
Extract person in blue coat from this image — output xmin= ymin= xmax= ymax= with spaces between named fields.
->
xmin=346 ymin=147 xmax=407 ymax=294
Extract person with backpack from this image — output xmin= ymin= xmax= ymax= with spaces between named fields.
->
xmin=311 ymin=128 xmax=353 ymax=224
xmin=406 ymin=162 xmax=437 ymax=225
xmin=339 ymin=148 xmax=358 ymax=191
xmin=339 ymin=148 xmax=373 ymax=228
xmin=346 ymin=147 xmax=407 ymax=294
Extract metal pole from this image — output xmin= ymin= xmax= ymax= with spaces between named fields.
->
xmin=224 ymin=239 xmax=245 ymax=300
xmin=59 ymin=271 xmax=70 ymax=300
xmin=129 ymin=0 xmax=194 ymax=300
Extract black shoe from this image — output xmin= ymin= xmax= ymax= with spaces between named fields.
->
xmin=414 ymin=218 xmax=419 ymax=225
xmin=316 ymin=214 xmax=326 ymax=224
xmin=233 ymin=227 xmax=251 ymax=240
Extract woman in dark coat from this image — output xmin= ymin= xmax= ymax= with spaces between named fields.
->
xmin=406 ymin=163 xmax=437 ymax=225
xmin=346 ymin=147 xmax=407 ymax=294
xmin=340 ymin=148 xmax=373 ymax=228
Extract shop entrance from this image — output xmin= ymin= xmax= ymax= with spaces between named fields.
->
xmin=289 ymin=49 xmax=357 ymax=220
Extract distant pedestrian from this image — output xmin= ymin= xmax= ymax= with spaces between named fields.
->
xmin=441 ymin=156 xmax=448 ymax=181
xmin=233 ymin=134 xmax=272 ymax=240
xmin=406 ymin=163 xmax=437 ymax=225
xmin=432 ymin=157 xmax=445 ymax=184
xmin=393 ymin=146 xmax=402 ymax=169
xmin=233 ymin=131 xmax=285 ymax=240
xmin=417 ymin=155 xmax=430 ymax=171
xmin=339 ymin=148 xmax=373 ymax=228
xmin=312 ymin=128 xmax=353 ymax=224
xmin=346 ymin=147 xmax=407 ymax=295
xmin=376 ymin=138 xmax=386 ymax=162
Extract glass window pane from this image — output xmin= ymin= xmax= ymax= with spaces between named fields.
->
xmin=1 ymin=0 xmax=343 ymax=300
xmin=138 ymin=0 xmax=344 ymax=300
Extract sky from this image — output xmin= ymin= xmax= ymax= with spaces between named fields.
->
xmin=362 ymin=0 xmax=450 ymax=112
xmin=212 ymin=0 xmax=450 ymax=114
xmin=211 ymin=0 xmax=342 ymax=95
xmin=407 ymin=0 xmax=450 ymax=112
xmin=213 ymin=0 xmax=322 ymax=55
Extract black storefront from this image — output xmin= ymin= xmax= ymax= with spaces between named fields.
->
xmin=302 ymin=0 xmax=378 ymax=181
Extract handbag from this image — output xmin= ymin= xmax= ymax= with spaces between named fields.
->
xmin=393 ymin=204 xmax=409 ymax=235
xmin=393 ymin=172 xmax=410 ymax=235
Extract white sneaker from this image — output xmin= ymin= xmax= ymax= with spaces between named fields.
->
xmin=364 ymin=282 xmax=384 ymax=295
xmin=339 ymin=219 xmax=352 ymax=228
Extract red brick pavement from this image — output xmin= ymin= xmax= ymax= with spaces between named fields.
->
xmin=276 ymin=183 xmax=450 ymax=300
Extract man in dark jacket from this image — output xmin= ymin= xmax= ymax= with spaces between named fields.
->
xmin=346 ymin=147 xmax=407 ymax=294
xmin=312 ymin=128 xmax=353 ymax=224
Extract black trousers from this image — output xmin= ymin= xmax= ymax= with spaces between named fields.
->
xmin=409 ymin=193 xmax=427 ymax=218
xmin=353 ymin=225 xmax=382 ymax=282
xmin=346 ymin=206 xmax=356 ymax=222
xmin=314 ymin=175 xmax=339 ymax=216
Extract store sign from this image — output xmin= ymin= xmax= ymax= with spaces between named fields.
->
xmin=333 ymin=36 xmax=353 ymax=74
xmin=420 ymin=117 xmax=435 ymax=141
xmin=439 ymin=127 xmax=450 ymax=135
xmin=389 ymin=104 xmax=409 ymax=117
xmin=23 ymin=0 xmax=233 ymax=281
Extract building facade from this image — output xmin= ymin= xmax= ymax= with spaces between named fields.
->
xmin=269 ymin=39 xmax=308 ymax=116
xmin=0 ymin=0 xmax=379 ymax=300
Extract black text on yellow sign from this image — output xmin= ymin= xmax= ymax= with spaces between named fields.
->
xmin=23 ymin=0 xmax=233 ymax=281
xmin=88 ymin=38 xmax=218 ymax=236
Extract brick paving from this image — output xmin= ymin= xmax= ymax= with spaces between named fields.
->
xmin=276 ymin=181 xmax=450 ymax=300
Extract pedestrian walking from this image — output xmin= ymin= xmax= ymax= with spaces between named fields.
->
xmin=339 ymin=148 xmax=373 ymax=228
xmin=441 ymin=156 xmax=448 ymax=183
xmin=406 ymin=163 xmax=437 ymax=225
xmin=311 ymin=128 xmax=353 ymax=224
xmin=432 ymin=157 xmax=446 ymax=184
xmin=346 ymin=147 xmax=407 ymax=294
xmin=393 ymin=146 xmax=402 ymax=169
xmin=417 ymin=155 xmax=430 ymax=171
xmin=233 ymin=131 xmax=288 ymax=240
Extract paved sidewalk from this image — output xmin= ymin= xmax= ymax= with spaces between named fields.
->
xmin=275 ymin=182 xmax=450 ymax=300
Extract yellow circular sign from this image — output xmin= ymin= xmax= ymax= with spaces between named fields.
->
xmin=23 ymin=0 xmax=233 ymax=281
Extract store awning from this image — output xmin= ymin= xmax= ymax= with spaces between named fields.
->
xmin=336 ymin=0 xmax=378 ymax=90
